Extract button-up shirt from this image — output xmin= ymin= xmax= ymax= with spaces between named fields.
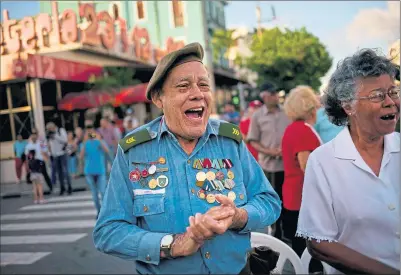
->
xmin=247 ymin=105 xmax=290 ymax=172
xmin=297 ymin=127 xmax=400 ymax=274
xmin=93 ymin=117 xmax=281 ymax=274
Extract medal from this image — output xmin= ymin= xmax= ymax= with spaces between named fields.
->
xmin=195 ymin=180 xmax=204 ymax=187
xmin=227 ymin=170 xmax=235 ymax=180
xmin=157 ymin=175 xmax=169 ymax=188
xmin=206 ymin=171 xmax=216 ymax=181
xmin=141 ymin=168 xmax=149 ymax=178
xmin=139 ymin=178 xmax=147 ymax=187
xmin=196 ymin=171 xmax=207 ymax=182
xmin=212 ymin=180 xmax=224 ymax=191
xmin=148 ymin=179 xmax=158 ymax=189
xmin=216 ymin=171 xmax=225 ymax=180
xmin=224 ymin=179 xmax=235 ymax=190
xmin=227 ymin=191 xmax=236 ymax=201
xmin=206 ymin=194 xmax=216 ymax=204
xmin=197 ymin=189 xmax=206 ymax=200
xmin=148 ymin=165 xmax=157 ymax=175
xmin=129 ymin=169 xmax=141 ymax=182
xmin=158 ymin=157 xmax=166 ymax=164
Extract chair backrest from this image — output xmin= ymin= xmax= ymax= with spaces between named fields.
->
xmin=301 ymin=248 xmax=331 ymax=274
xmin=250 ymin=232 xmax=306 ymax=274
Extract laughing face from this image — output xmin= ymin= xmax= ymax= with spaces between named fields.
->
xmin=353 ymin=74 xmax=400 ymax=137
xmin=152 ymin=61 xmax=212 ymax=140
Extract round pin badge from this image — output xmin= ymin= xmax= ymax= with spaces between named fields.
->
xmin=227 ymin=170 xmax=235 ymax=180
xmin=227 ymin=191 xmax=236 ymax=201
xmin=158 ymin=157 xmax=166 ymax=164
xmin=216 ymin=171 xmax=225 ymax=181
xmin=206 ymin=194 xmax=216 ymax=204
xmin=157 ymin=175 xmax=169 ymax=188
xmin=197 ymin=189 xmax=206 ymax=200
xmin=141 ymin=169 xmax=149 ymax=178
xmin=129 ymin=170 xmax=141 ymax=182
xmin=196 ymin=171 xmax=207 ymax=182
xmin=195 ymin=180 xmax=204 ymax=188
xmin=206 ymin=171 xmax=216 ymax=181
xmin=148 ymin=165 xmax=157 ymax=175
xmin=224 ymin=179 xmax=235 ymax=190
xmin=148 ymin=179 xmax=158 ymax=189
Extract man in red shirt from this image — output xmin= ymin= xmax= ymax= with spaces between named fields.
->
xmin=239 ymin=100 xmax=262 ymax=160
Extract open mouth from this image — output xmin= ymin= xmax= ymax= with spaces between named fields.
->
xmin=380 ymin=114 xmax=396 ymax=121
xmin=184 ymin=107 xmax=205 ymax=119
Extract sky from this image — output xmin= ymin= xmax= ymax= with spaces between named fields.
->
xmin=2 ymin=1 xmax=400 ymax=90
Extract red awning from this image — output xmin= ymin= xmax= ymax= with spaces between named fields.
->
xmin=58 ymin=91 xmax=113 ymax=111
xmin=112 ymin=83 xmax=150 ymax=106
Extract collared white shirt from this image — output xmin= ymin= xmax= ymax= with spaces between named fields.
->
xmin=48 ymin=128 xmax=68 ymax=157
xmin=297 ymin=127 xmax=400 ymax=274
xmin=25 ymin=141 xmax=47 ymax=161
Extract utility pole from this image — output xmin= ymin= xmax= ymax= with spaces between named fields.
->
xmin=201 ymin=0 xmax=217 ymax=114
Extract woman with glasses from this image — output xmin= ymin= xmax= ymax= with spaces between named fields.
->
xmin=296 ymin=49 xmax=400 ymax=274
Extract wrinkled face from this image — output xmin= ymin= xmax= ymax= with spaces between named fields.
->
xmin=351 ymin=74 xmax=400 ymax=137
xmin=152 ymin=62 xmax=212 ymax=140
xmin=262 ymin=91 xmax=279 ymax=108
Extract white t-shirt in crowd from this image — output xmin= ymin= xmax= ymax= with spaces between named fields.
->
xmin=25 ymin=141 xmax=47 ymax=161
xmin=297 ymin=127 xmax=400 ymax=274
xmin=47 ymin=128 xmax=68 ymax=157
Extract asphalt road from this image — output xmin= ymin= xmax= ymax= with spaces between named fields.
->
xmin=0 ymin=192 xmax=136 ymax=274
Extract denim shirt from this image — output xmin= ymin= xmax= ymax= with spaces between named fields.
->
xmin=93 ymin=117 xmax=281 ymax=274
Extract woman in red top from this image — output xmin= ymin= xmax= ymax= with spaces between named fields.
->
xmin=281 ymin=85 xmax=322 ymax=256
xmin=239 ymin=100 xmax=262 ymax=160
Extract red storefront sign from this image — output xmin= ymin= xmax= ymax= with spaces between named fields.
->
xmin=11 ymin=54 xmax=103 ymax=82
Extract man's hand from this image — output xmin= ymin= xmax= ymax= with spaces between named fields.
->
xmin=169 ymin=232 xmax=202 ymax=258
xmin=215 ymin=194 xmax=248 ymax=230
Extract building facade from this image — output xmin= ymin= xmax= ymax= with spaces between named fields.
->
xmin=0 ymin=0 xmax=244 ymax=183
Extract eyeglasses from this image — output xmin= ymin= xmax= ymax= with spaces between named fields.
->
xmin=357 ymin=88 xmax=400 ymax=103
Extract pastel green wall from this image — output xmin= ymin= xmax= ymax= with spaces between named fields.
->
xmin=39 ymin=1 xmax=228 ymax=67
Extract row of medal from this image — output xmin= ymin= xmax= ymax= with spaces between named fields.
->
xmin=194 ymin=167 xmax=238 ymax=204
xmin=129 ymin=157 xmax=169 ymax=189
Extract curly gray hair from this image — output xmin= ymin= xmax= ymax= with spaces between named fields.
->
xmin=324 ymin=48 xmax=399 ymax=126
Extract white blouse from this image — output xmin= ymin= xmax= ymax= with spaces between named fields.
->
xmin=297 ymin=127 xmax=400 ymax=274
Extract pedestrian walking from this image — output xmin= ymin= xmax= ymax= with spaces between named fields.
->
xmin=27 ymin=149 xmax=46 ymax=204
xmin=247 ymin=83 xmax=290 ymax=240
xmin=80 ymin=124 xmax=109 ymax=217
xmin=14 ymin=134 xmax=28 ymax=184
xmin=93 ymin=43 xmax=281 ymax=274
xmin=46 ymin=122 xmax=72 ymax=195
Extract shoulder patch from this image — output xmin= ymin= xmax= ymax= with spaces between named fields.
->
xmin=218 ymin=122 xmax=242 ymax=143
xmin=119 ymin=129 xmax=152 ymax=153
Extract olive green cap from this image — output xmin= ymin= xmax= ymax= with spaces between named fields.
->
xmin=146 ymin=42 xmax=204 ymax=100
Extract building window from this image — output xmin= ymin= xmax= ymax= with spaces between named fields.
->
xmin=137 ymin=1 xmax=145 ymax=20
xmin=172 ymin=0 xmax=184 ymax=27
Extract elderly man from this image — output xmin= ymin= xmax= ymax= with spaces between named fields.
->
xmin=247 ymin=83 xmax=290 ymax=240
xmin=93 ymin=43 xmax=281 ymax=274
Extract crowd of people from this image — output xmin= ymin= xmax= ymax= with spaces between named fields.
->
xmin=12 ymin=42 xmax=400 ymax=274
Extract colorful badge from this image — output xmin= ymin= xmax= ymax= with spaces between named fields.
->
xmin=157 ymin=175 xmax=169 ymax=188
xmin=129 ymin=169 xmax=141 ymax=182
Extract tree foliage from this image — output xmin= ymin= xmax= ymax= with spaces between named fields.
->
xmin=90 ymin=67 xmax=141 ymax=92
xmin=211 ymin=28 xmax=236 ymax=64
xmin=241 ymin=27 xmax=332 ymax=92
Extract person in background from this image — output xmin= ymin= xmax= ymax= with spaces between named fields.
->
xmin=297 ymin=49 xmax=399 ymax=274
xmin=111 ymin=120 xmax=122 ymax=140
xmin=122 ymin=119 xmax=134 ymax=137
xmin=221 ymin=103 xmax=241 ymax=125
xmin=14 ymin=134 xmax=28 ymax=184
xmin=97 ymin=117 xmax=118 ymax=156
xmin=239 ymin=100 xmax=263 ymax=160
xmin=281 ymin=85 xmax=322 ymax=256
xmin=80 ymin=124 xmax=109 ymax=217
xmin=67 ymin=131 xmax=78 ymax=178
xmin=74 ymin=127 xmax=85 ymax=177
xmin=25 ymin=131 xmax=50 ymax=198
xmin=123 ymin=108 xmax=139 ymax=133
xmin=248 ymin=82 xmax=290 ymax=240
xmin=27 ymin=149 xmax=46 ymax=204
xmin=314 ymin=95 xmax=344 ymax=143
xmin=46 ymin=122 xmax=72 ymax=196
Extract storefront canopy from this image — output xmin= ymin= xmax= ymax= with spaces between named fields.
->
xmin=112 ymin=83 xmax=150 ymax=106
xmin=58 ymin=91 xmax=113 ymax=111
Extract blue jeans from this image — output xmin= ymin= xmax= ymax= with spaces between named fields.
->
xmin=51 ymin=154 xmax=72 ymax=192
xmin=85 ymin=175 xmax=106 ymax=214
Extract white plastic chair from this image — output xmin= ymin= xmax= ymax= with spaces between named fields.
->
xmin=301 ymin=248 xmax=331 ymax=274
xmin=250 ymin=232 xmax=306 ymax=274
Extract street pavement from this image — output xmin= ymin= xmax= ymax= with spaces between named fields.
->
xmin=0 ymin=191 xmax=136 ymax=274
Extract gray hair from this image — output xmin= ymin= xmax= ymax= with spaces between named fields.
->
xmin=150 ymin=88 xmax=163 ymax=100
xmin=324 ymin=48 xmax=398 ymax=126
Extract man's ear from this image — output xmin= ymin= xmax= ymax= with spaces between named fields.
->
xmin=151 ymin=92 xmax=163 ymax=109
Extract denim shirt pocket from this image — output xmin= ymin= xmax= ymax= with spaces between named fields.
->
xmin=133 ymin=193 xmax=165 ymax=217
